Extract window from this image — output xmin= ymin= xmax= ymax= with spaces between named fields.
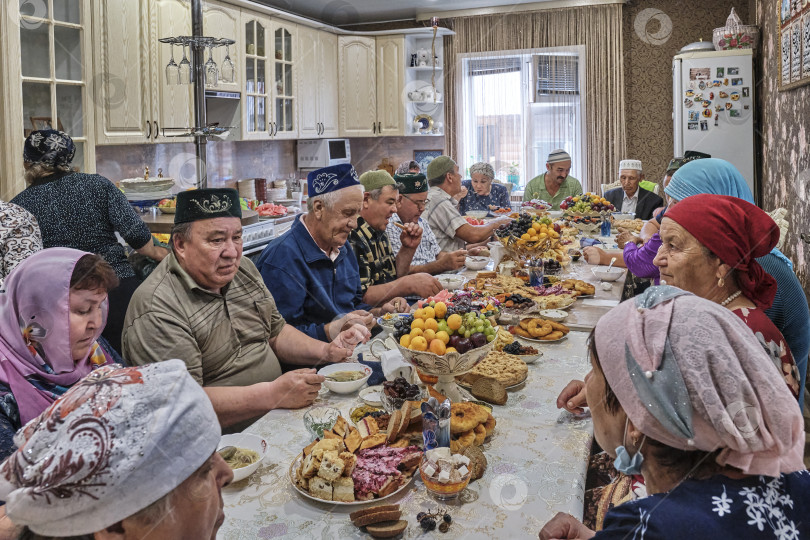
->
xmin=459 ymin=47 xmax=586 ymax=191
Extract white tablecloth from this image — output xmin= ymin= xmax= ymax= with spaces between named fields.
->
xmin=218 ymin=332 xmax=594 ymax=539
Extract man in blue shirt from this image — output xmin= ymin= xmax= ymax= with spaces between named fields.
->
xmin=258 ymin=164 xmax=405 ymax=341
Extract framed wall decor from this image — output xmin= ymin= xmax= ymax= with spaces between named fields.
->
xmin=413 ymin=150 xmax=443 ymax=174
xmin=778 ymin=0 xmax=810 ymax=90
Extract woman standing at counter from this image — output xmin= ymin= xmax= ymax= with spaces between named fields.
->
xmin=458 ymin=162 xmax=511 ymax=215
xmin=11 ymin=130 xmax=168 ymax=353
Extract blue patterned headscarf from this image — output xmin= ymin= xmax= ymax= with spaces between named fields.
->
xmin=23 ymin=130 xmax=75 ymax=167
xmin=665 ymin=158 xmax=792 ymax=268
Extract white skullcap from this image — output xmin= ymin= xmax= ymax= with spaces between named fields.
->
xmin=0 ymin=360 xmax=221 ymax=536
xmin=619 ymin=159 xmax=643 ymax=172
xmin=547 ymin=149 xmax=572 ymax=164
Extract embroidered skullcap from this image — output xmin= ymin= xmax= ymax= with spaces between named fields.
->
xmin=426 ymin=156 xmax=456 ymax=182
xmin=23 ymin=130 xmax=75 ymax=167
xmin=665 ymin=194 xmax=778 ymax=310
xmin=0 ymin=360 xmax=221 ymax=536
xmin=174 ymin=187 xmax=242 ymax=224
xmin=546 ymin=149 xmax=571 ymax=164
xmin=359 ymin=170 xmax=396 ymax=192
xmin=307 ymin=164 xmax=361 ymax=197
xmin=469 ymin=162 xmax=495 ymax=179
xmin=618 ymin=159 xmax=642 ymax=172
xmin=665 ymin=150 xmax=711 ymax=175
xmin=394 ymin=173 xmax=428 ymax=194
xmin=595 ymin=286 xmax=804 ymax=477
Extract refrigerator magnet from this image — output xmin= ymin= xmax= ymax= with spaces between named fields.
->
xmin=726 ymin=102 xmax=733 ymax=110
xmin=724 ymin=78 xmax=729 ymax=85
xmin=743 ymin=104 xmax=750 ymax=110
xmin=727 ymin=67 xmax=740 ymax=75
xmin=729 ymin=109 xmax=741 ymax=118
xmin=685 ymin=99 xmax=694 ymax=107
xmin=712 ymin=80 xmax=722 ymax=87
xmin=730 ymin=92 xmax=740 ymax=101
xmin=742 ymin=87 xmax=750 ymax=98
xmin=688 ymin=122 xmax=699 ymax=130
xmin=688 ymin=111 xmax=699 ymax=121
xmin=731 ymin=78 xmax=743 ymax=86
xmin=719 ymin=91 xmax=729 ymax=98
xmin=685 ymin=89 xmax=695 ymax=97
xmin=716 ymin=67 xmax=724 ymax=77
xmin=702 ymin=109 xmax=713 ymax=118
xmin=702 ymin=100 xmax=712 ymax=108
xmin=698 ymin=80 xmax=707 ymax=90
xmin=715 ymin=104 xmax=723 ymax=112
xmin=700 ymin=120 xmax=709 ymax=131
xmin=709 ymin=92 xmax=715 ymax=99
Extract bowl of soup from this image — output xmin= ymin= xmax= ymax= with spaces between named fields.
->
xmin=218 ymin=433 xmax=267 ymax=482
xmin=317 ymin=363 xmax=372 ymax=394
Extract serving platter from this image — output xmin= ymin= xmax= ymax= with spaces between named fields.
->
xmin=288 ymin=455 xmax=415 ymax=506
xmin=507 ymin=327 xmax=568 ymax=343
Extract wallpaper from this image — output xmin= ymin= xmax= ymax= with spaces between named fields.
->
xmin=751 ymin=0 xmax=810 ymax=290
xmin=623 ymin=1 xmax=750 ymax=181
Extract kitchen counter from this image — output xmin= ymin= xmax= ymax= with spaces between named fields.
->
xmin=139 ymin=208 xmax=259 ymax=234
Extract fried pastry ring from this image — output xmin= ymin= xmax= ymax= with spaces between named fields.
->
xmin=484 ymin=413 xmax=496 ymax=437
xmin=541 ymin=330 xmax=564 ymax=341
xmin=450 ymin=402 xmax=489 ymax=434
xmin=547 ymin=321 xmax=570 ymax=335
xmin=454 ymin=429 xmax=476 ymax=449
xmin=513 ymin=326 xmax=532 ymax=339
xmin=473 ymin=424 xmax=486 ymax=446
xmin=527 ymin=319 xmax=553 ymax=338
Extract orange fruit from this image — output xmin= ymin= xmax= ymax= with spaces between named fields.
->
xmin=411 ymin=318 xmax=425 ymax=331
xmin=447 ymin=314 xmax=462 ymax=331
xmin=409 ymin=327 xmax=424 ymax=338
xmin=410 ymin=336 xmax=428 ymax=351
xmin=445 ymin=346 xmax=457 ymax=354
xmin=429 ymin=339 xmax=446 ymax=355
xmin=434 ymin=302 xmax=447 ymax=319
xmin=422 ymin=306 xmax=435 ymax=320
xmin=399 ymin=334 xmax=412 ymax=348
xmin=413 ymin=308 xmax=425 ymax=320
xmin=435 ymin=330 xmax=450 ymax=344
xmin=423 ymin=329 xmax=436 ymax=342
xmin=424 ymin=318 xmax=439 ymax=332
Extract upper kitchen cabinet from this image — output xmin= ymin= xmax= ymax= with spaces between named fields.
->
xmin=0 ymin=0 xmax=96 ymax=198
xmin=298 ymin=27 xmax=339 ymax=138
xmin=338 ymin=36 xmax=377 ymax=137
xmin=338 ymin=35 xmax=405 ymax=137
xmin=93 ymin=0 xmax=193 ymax=145
xmin=203 ymin=0 xmax=241 ymax=93
xmin=241 ymin=14 xmax=297 ymax=140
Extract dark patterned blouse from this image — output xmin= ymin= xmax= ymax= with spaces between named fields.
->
xmin=349 ymin=217 xmax=397 ymax=293
xmin=11 ymin=171 xmax=152 ymax=279
xmin=457 ymin=180 xmax=512 ymax=215
xmin=0 ymin=201 xmax=41 ymax=283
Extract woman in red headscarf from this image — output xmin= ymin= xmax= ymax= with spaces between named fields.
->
xmin=653 ymin=194 xmax=799 ymax=398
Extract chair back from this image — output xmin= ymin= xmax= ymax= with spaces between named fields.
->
xmin=600 ymin=181 xmax=620 ymax=196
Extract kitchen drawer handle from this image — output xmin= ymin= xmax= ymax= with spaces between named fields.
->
xmin=378 ymin=121 xmax=382 ymax=133
xmin=372 ymin=122 xmax=376 ymax=134
xmin=153 ymin=121 xmax=159 ymax=139
xmin=318 ymin=122 xmax=322 ymax=135
xmin=146 ymin=120 xmax=152 ymax=139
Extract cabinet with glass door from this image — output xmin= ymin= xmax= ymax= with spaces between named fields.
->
xmin=241 ymin=14 xmax=270 ymax=140
xmin=270 ymin=21 xmax=297 ymax=139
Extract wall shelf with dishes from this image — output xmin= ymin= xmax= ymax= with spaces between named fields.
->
xmin=404 ymin=34 xmax=445 ymax=136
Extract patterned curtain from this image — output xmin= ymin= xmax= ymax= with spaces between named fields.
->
xmin=442 ymin=4 xmax=627 ymax=192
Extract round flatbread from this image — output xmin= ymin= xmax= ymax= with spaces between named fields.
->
xmin=450 ymin=402 xmax=489 ymax=434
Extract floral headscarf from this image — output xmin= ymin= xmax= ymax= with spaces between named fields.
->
xmin=0 ymin=248 xmax=111 ymax=425
xmin=23 ymin=129 xmax=75 ymax=167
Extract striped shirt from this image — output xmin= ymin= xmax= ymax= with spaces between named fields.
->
xmin=385 ymin=214 xmax=440 ymax=267
xmin=423 ymin=186 xmax=468 ymax=252
xmin=122 ymin=253 xmax=285 ymax=387
xmin=349 ymin=217 xmax=397 ymax=292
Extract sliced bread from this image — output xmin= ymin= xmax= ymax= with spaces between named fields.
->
xmin=471 ymin=377 xmax=508 ymax=406
xmin=366 ymin=520 xmax=408 ymax=538
xmin=353 ymin=509 xmax=402 ymax=527
xmin=349 ymin=504 xmax=399 ymax=523
xmin=386 ymin=408 xmax=403 ymax=443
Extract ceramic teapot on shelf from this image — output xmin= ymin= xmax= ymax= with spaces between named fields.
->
xmin=408 ymin=90 xmax=424 ymax=101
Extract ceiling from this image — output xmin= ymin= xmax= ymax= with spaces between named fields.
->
xmin=249 ymin=0 xmax=572 ymax=26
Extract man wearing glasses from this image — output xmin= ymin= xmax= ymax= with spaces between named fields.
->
xmin=385 ymin=173 xmax=468 ymax=275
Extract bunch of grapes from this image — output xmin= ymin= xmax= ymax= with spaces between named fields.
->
xmin=392 ymin=314 xmax=414 ymax=341
xmin=495 ymin=213 xmax=534 ymax=238
xmin=560 ymin=193 xmax=615 ymax=213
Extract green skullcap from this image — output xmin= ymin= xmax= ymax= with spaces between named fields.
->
xmin=393 ymin=173 xmax=427 ymax=194
xmin=426 ymin=156 xmax=456 ymax=183
xmin=358 ymin=170 xmax=396 ymax=192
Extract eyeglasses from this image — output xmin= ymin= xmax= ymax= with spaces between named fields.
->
xmin=402 ymin=194 xmax=427 ymax=209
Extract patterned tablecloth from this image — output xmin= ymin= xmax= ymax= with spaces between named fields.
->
xmin=218 ymin=332 xmax=594 ymax=539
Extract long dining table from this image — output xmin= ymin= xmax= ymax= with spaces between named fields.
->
xmin=217 ymin=258 xmax=627 ymax=539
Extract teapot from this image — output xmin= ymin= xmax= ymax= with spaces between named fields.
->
xmin=421 ymin=87 xmax=435 ymax=101
xmin=408 ymin=90 xmax=424 ymax=101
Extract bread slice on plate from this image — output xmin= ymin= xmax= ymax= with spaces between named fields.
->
xmin=352 ymin=509 xmax=402 ymax=527
xmin=357 ymin=416 xmax=379 ymax=438
xmin=332 ymin=476 xmax=355 ymax=503
xmin=345 ymin=427 xmax=362 ymax=453
xmin=339 ymin=451 xmax=357 ymax=476
xmin=366 ymin=520 xmax=408 ymax=538
xmin=349 ymin=504 xmax=400 ymax=523
xmin=359 ymin=433 xmax=387 ymax=450
xmin=332 ymin=415 xmax=349 ymax=438
xmin=309 ymin=477 xmax=333 ymax=501
xmin=471 ymin=377 xmax=508 ymax=406
xmin=386 ymin=409 xmax=402 ymax=443
xmin=317 ymin=451 xmax=344 ymax=481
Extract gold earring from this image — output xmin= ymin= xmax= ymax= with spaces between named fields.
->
xmin=718 ymin=277 xmax=724 ymax=288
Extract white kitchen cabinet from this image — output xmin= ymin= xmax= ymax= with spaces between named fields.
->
xmin=376 ymin=35 xmax=405 ymax=136
xmin=204 ymin=0 xmax=241 ymax=93
xmin=241 ymin=13 xmax=270 ymax=140
xmin=339 ymin=35 xmax=406 ymax=137
xmin=270 ymin=20 xmax=298 ymax=139
xmin=93 ymin=0 xmax=193 ymax=145
xmin=298 ymin=27 xmax=338 ymax=138
xmin=0 ymin=0 xmax=96 ymax=198
xmin=338 ymin=36 xmax=377 ymax=137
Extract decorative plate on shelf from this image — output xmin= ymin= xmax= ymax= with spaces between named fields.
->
xmin=413 ymin=114 xmax=434 ymax=135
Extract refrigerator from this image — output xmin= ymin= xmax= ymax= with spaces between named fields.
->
xmin=672 ymin=49 xmax=757 ymax=203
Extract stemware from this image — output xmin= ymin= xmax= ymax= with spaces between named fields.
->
xmin=178 ymin=44 xmax=192 ymax=84
xmin=220 ymin=44 xmax=235 ymax=84
xmin=165 ymin=44 xmax=180 ymax=85
xmin=205 ymin=45 xmax=218 ymax=87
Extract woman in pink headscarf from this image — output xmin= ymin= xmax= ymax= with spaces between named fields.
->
xmin=540 ymin=286 xmax=808 ymax=539
xmin=0 ymin=248 xmax=118 ymax=460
